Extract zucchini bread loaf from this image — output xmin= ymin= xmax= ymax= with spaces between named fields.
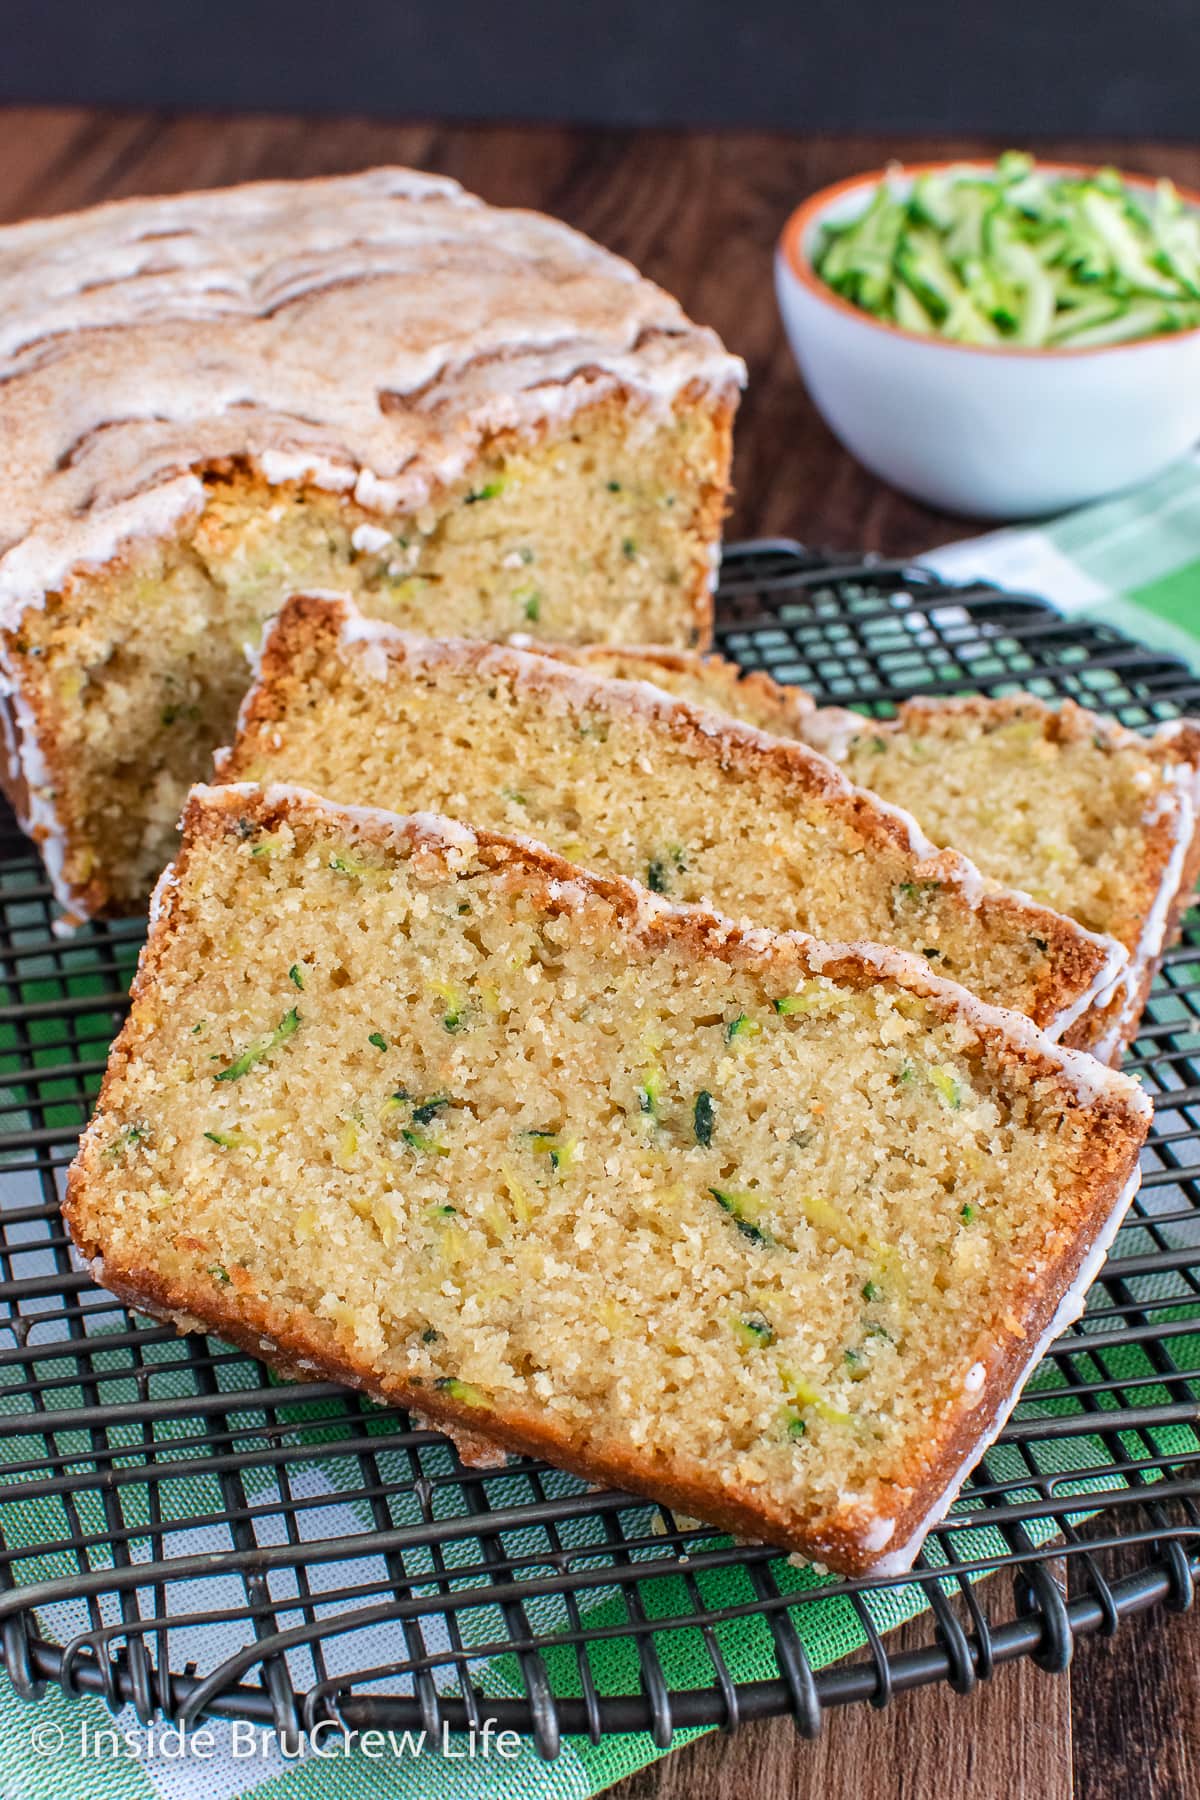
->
xmin=65 ymin=783 xmax=1150 ymax=1575
xmin=0 ymin=167 xmax=742 ymax=919
xmin=218 ymin=595 xmax=1126 ymax=1039
xmin=547 ymin=649 xmax=1200 ymax=1061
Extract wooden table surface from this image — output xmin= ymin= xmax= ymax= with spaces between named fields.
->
xmin=1 ymin=105 xmax=1197 ymax=1800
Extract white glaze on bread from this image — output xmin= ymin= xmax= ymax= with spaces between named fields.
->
xmin=0 ymin=167 xmax=743 ymax=619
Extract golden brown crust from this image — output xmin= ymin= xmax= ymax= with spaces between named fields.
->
xmin=536 ymin=641 xmax=810 ymax=735
xmin=64 ymin=781 xmax=1150 ymax=1576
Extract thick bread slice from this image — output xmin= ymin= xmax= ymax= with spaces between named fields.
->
xmin=217 ymin=594 xmax=1126 ymax=1039
xmin=65 ymin=783 xmax=1150 ymax=1576
xmin=527 ymin=647 xmax=1200 ymax=1063
xmin=798 ymin=695 xmax=1200 ymax=1063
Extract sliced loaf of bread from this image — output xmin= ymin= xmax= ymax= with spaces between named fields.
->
xmin=540 ymin=648 xmax=1200 ymax=1061
xmin=216 ymin=595 xmax=1126 ymax=1040
xmin=65 ymin=782 xmax=1150 ymax=1575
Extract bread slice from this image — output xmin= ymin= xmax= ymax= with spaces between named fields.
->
xmin=217 ymin=595 xmax=1126 ymax=1040
xmin=797 ymin=696 xmax=1200 ymax=1061
xmin=64 ymin=782 xmax=1150 ymax=1576
xmin=542 ymin=650 xmax=1200 ymax=1062
xmin=0 ymin=167 xmax=741 ymax=919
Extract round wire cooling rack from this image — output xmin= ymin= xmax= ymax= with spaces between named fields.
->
xmin=0 ymin=539 xmax=1196 ymax=1761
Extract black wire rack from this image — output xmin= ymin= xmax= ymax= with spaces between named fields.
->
xmin=0 ymin=539 xmax=1197 ymax=1762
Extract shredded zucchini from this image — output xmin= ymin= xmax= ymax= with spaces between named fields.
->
xmin=710 ymin=1187 xmax=775 ymax=1246
xmin=815 ymin=155 xmax=1200 ymax=347
xmin=214 ymin=1008 xmax=300 ymax=1083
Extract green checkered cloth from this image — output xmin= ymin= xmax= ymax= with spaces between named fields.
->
xmin=2 ymin=458 xmax=1200 ymax=1799
xmin=925 ymin=453 xmax=1200 ymax=673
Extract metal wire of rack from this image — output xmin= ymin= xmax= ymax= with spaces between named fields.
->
xmin=0 ymin=540 xmax=1196 ymax=1760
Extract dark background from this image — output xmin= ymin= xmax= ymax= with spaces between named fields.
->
xmin=2 ymin=1 xmax=1195 ymax=136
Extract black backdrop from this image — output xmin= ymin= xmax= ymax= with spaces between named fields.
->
xmin=1 ymin=0 xmax=1194 ymax=136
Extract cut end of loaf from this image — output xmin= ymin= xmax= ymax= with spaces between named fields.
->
xmin=3 ymin=389 xmax=733 ymax=918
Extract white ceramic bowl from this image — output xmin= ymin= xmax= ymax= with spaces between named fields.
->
xmin=775 ymin=162 xmax=1200 ymax=519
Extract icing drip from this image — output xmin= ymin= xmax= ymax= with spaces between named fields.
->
xmin=0 ymin=166 xmax=744 ymax=620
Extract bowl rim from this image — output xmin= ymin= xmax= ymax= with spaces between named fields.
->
xmin=777 ymin=159 xmax=1200 ymax=360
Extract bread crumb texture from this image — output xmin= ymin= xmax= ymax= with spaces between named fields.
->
xmin=65 ymin=785 xmax=1147 ymax=1572
xmin=812 ymin=696 xmax=1197 ymax=949
xmin=10 ymin=395 xmax=729 ymax=911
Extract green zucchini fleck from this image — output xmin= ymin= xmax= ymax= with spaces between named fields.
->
xmin=208 ymin=1264 xmax=231 ymax=1285
xmin=960 ymin=1202 xmax=978 ymax=1225
xmin=606 ymin=479 xmax=622 ymax=493
xmin=783 ymin=1410 xmax=808 ymax=1441
xmin=368 ymin=1032 xmax=388 ymax=1052
xmin=622 ymin=537 xmax=638 ymax=559
xmin=693 ymin=1089 xmax=715 ymax=1147
xmin=465 ymin=479 xmax=505 ymax=504
xmin=103 ymin=1123 xmax=147 ymax=1160
xmin=435 ymin=981 xmax=469 ymax=1034
xmin=421 ymin=1326 xmax=442 ymax=1344
xmin=636 ymin=1058 xmax=665 ymax=1116
xmin=435 ymin=1375 xmax=489 ymax=1406
xmin=250 ymin=835 xmax=287 ymax=860
xmin=204 ymin=1128 xmax=251 ymax=1151
xmin=861 ymin=1279 xmax=883 ymax=1303
xmin=646 ymin=845 xmax=687 ymax=894
xmin=731 ymin=1313 xmax=775 ymax=1349
xmin=928 ymin=1064 xmax=963 ymax=1110
xmin=515 ymin=588 xmax=541 ymax=622
xmin=214 ymin=1008 xmax=300 ymax=1082
xmin=403 ymin=1128 xmax=450 ymax=1157
xmin=772 ymin=994 xmax=809 ymax=1016
xmin=288 ymin=964 xmax=305 ymax=991
xmin=781 ymin=1368 xmax=853 ymax=1426
xmin=894 ymin=879 xmax=941 ymax=909
xmin=524 ymin=1129 xmax=579 ymax=1171
xmin=412 ymin=1095 xmax=452 ymax=1126
xmin=709 ymin=1188 xmax=775 ymax=1246
xmin=724 ymin=1013 xmax=761 ymax=1045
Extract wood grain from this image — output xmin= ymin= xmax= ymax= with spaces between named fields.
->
xmin=0 ymin=104 xmax=1196 ymax=1800
xmin=612 ymin=1612 xmax=1075 ymax=1800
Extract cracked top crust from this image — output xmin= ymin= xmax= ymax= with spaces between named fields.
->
xmin=0 ymin=166 xmax=744 ymax=619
